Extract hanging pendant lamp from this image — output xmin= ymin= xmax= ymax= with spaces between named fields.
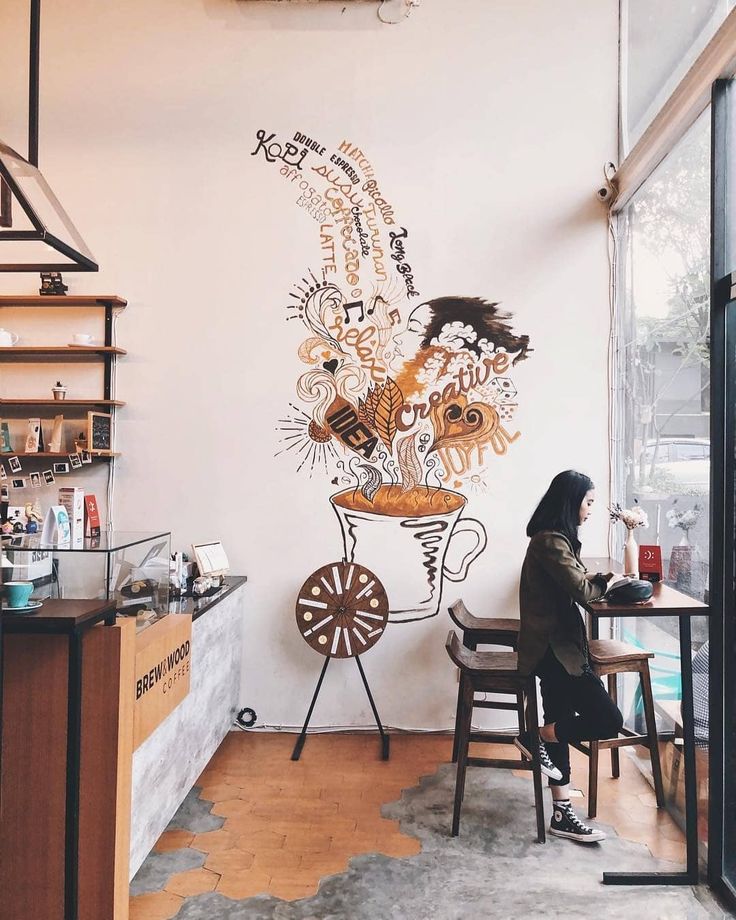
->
xmin=0 ymin=0 xmax=97 ymax=272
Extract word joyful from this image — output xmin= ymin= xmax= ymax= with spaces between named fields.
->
xmin=326 ymin=404 xmax=378 ymax=458
xmin=252 ymin=130 xmax=308 ymax=170
xmin=388 ymin=227 xmax=420 ymax=298
xmin=293 ymin=131 xmax=326 ymax=157
xmin=395 ymin=355 xmax=511 ymax=431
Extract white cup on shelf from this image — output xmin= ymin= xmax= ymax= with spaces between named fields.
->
xmin=0 ymin=328 xmax=19 ymax=346
xmin=71 ymin=333 xmax=94 ymax=346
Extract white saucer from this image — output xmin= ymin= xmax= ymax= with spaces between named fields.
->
xmin=1 ymin=600 xmax=43 ymax=613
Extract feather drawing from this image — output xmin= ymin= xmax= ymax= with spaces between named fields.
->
xmin=359 ymin=464 xmax=382 ymax=502
xmin=396 ymin=434 xmax=423 ymax=493
xmin=360 ymin=384 xmax=382 ymax=428
xmin=373 ymin=378 xmax=402 ymax=450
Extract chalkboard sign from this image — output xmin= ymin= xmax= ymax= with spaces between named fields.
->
xmin=87 ymin=411 xmax=112 ymax=453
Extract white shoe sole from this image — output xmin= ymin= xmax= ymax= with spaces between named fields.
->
xmin=550 ymin=827 xmax=606 ymax=844
xmin=513 ymin=737 xmax=563 ymax=782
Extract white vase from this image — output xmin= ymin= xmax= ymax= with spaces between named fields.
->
xmin=679 ymin=532 xmax=690 ymax=547
xmin=623 ymin=528 xmax=638 ymax=576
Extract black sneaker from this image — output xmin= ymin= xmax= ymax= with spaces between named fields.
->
xmin=514 ymin=731 xmax=563 ymax=781
xmin=549 ymin=800 xmax=606 ymax=843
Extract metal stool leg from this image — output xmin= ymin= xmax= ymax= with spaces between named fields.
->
xmin=607 ymin=673 xmax=620 ymax=779
xmin=516 ymin=690 xmax=526 ymax=762
xmin=451 ymin=678 xmax=474 ymax=837
xmin=452 ymin=672 xmax=464 ymax=764
xmin=639 ymin=663 xmax=665 ymax=807
xmin=525 ymin=682 xmax=546 ymax=843
xmin=588 ymin=740 xmax=600 ymax=819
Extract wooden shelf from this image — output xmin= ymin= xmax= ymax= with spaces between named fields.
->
xmin=0 ymin=399 xmax=125 ymax=408
xmin=4 ymin=452 xmax=119 ymax=459
xmin=0 ymin=346 xmax=126 ymax=362
xmin=0 ymin=295 xmax=127 ymax=309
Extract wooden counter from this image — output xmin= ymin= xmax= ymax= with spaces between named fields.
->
xmin=0 ymin=600 xmax=132 ymax=920
xmin=0 ymin=579 xmax=247 ymax=919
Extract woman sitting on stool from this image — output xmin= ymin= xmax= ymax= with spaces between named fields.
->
xmin=515 ymin=469 xmax=623 ymax=843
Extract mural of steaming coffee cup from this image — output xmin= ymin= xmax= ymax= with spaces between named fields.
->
xmin=330 ymin=485 xmax=487 ymax=622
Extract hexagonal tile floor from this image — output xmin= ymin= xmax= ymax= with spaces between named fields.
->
xmin=128 ymin=733 xmax=724 ymax=920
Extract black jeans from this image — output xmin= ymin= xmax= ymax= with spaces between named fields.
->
xmin=535 ymin=647 xmax=623 ymax=786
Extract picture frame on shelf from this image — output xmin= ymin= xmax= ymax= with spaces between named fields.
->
xmin=192 ymin=540 xmax=230 ymax=577
xmin=87 ymin=411 xmax=112 ymax=454
xmin=24 ymin=418 xmax=42 ymax=453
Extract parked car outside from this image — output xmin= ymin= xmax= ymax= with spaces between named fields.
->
xmin=639 ymin=438 xmax=710 ymax=493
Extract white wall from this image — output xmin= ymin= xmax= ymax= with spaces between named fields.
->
xmin=0 ymin=0 xmax=618 ymax=729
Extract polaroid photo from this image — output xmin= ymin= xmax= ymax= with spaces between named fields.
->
xmin=69 ymin=453 xmax=82 ymax=470
xmin=29 ymin=472 xmax=42 ymax=488
xmin=53 ymin=461 xmax=70 ymax=474
xmin=8 ymin=456 xmax=22 ymax=474
xmin=0 ymin=463 xmax=6 ymax=480
xmin=81 ymin=450 xmax=92 ymax=465
xmin=11 ymin=477 xmax=25 ymax=489
xmin=43 ymin=469 xmax=55 ymax=485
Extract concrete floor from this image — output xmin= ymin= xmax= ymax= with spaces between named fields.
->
xmin=130 ymin=733 xmax=732 ymax=920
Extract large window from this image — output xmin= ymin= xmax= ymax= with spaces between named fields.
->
xmin=621 ymin=0 xmax=734 ymax=154
xmin=615 ymin=111 xmax=711 ymax=849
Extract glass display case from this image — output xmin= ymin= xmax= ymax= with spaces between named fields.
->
xmin=1 ymin=530 xmax=171 ymax=615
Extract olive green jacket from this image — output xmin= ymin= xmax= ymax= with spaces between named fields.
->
xmin=517 ymin=531 xmax=607 ymax=677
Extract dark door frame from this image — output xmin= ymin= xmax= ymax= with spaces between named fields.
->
xmin=708 ymin=77 xmax=736 ymax=911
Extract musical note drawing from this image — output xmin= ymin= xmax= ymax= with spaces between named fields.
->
xmin=343 ymin=300 xmax=365 ymax=324
xmin=389 ymin=309 xmax=401 ymax=325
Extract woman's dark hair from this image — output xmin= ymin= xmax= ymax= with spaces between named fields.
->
xmin=526 ymin=470 xmax=595 ymax=554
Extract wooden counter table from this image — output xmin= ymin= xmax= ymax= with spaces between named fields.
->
xmin=586 ymin=569 xmax=708 ymax=887
xmin=0 ymin=577 xmax=247 ymax=920
xmin=0 ymin=599 xmax=129 ymax=920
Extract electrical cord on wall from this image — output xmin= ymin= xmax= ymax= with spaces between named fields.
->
xmin=377 ymin=0 xmax=420 ymax=25
xmin=234 ymin=721 xmax=519 ymax=735
xmin=105 ymin=309 xmax=119 ymax=534
xmin=601 ymin=161 xmax=619 ymax=563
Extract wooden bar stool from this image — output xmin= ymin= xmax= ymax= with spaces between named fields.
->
xmin=448 ymin=600 xmax=523 ymax=764
xmin=445 ymin=631 xmax=546 ymax=842
xmin=572 ymin=638 xmax=666 ymax=818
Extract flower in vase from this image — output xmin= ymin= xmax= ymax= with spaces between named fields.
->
xmin=609 ymin=501 xmax=649 ymax=531
xmin=666 ymin=501 xmax=702 ymax=541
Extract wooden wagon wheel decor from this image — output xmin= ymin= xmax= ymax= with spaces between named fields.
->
xmin=295 ymin=561 xmax=389 ymax=658
xmin=292 ymin=560 xmax=390 ymax=762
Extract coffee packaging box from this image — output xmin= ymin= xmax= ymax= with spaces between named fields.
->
xmin=41 ymin=505 xmax=71 ymax=546
xmin=58 ymin=487 xmax=85 ymax=548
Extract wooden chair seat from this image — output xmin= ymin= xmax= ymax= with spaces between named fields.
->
xmin=448 ymin=599 xmax=520 ymax=642
xmin=588 ymin=638 xmax=655 ymax=666
xmin=447 ymin=600 xmax=525 ymax=766
xmin=448 ymin=643 xmax=520 ymax=680
xmin=580 ymin=638 xmax=665 ymax=819
xmin=445 ymin=631 xmax=545 ymax=842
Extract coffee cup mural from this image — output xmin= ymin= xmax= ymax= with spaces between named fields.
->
xmin=261 ymin=130 xmax=533 ymax=621
xmin=331 ymin=485 xmax=486 ymax=622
